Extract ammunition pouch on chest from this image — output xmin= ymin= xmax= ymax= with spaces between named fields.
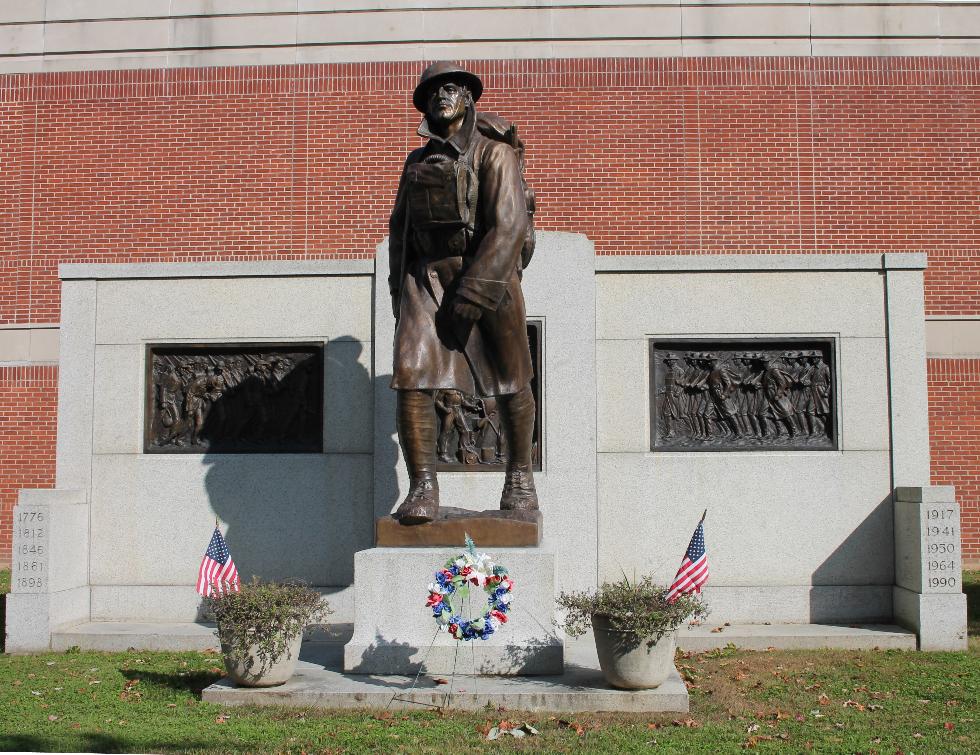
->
xmin=406 ymin=152 xmax=478 ymax=234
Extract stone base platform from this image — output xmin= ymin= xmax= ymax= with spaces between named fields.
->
xmin=203 ymin=637 xmax=689 ymax=713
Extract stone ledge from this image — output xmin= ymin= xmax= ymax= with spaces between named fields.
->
xmin=676 ymin=623 xmax=916 ymax=651
xmin=595 ymin=252 xmax=927 ymax=273
xmin=59 ymin=259 xmax=373 ymax=281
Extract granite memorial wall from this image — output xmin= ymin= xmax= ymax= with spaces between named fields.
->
xmin=4 ymin=233 xmax=966 ymax=652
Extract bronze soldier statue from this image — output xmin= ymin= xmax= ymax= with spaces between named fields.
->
xmin=388 ymin=62 xmax=538 ymax=524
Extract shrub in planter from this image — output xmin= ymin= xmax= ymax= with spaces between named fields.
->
xmin=207 ymin=579 xmax=331 ymax=687
xmin=557 ymin=576 xmax=707 ymax=689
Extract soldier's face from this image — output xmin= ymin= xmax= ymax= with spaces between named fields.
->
xmin=426 ymin=81 xmax=469 ymax=125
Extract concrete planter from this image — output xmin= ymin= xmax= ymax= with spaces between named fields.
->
xmin=592 ymin=615 xmax=675 ymax=690
xmin=220 ymin=631 xmax=303 ymax=688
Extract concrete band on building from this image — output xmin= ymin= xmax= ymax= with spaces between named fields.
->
xmin=0 ymin=4 xmax=977 ymax=592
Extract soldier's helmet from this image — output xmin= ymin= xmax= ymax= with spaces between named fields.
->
xmin=413 ymin=61 xmax=484 ymax=112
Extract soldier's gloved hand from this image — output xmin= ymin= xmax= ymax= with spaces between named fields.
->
xmin=453 ymin=300 xmax=483 ymax=322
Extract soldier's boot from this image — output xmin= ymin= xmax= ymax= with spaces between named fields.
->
xmin=395 ymin=390 xmax=440 ymax=524
xmin=499 ymin=386 xmax=538 ymax=511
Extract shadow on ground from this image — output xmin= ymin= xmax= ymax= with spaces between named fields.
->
xmin=0 ymin=734 xmax=219 ymax=754
xmin=965 ymin=570 xmax=979 ymax=641
xmin=120 ymin=668 xmax=224 ymax=697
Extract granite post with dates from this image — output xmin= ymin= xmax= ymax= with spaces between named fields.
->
xmin=4 ymin=490 xmax=90 ymax=653
xmin=893 ymin=486 xmax=968 ymax=651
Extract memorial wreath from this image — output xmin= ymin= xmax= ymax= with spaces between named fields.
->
xmin=426 ymin=536 xmax=513 ymax=641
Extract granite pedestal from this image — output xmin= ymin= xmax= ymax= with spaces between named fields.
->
xmin=343 ymin=547 xmax=562 ymax=675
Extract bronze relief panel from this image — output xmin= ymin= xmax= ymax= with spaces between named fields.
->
xmin=650 ymin=339 xmax=837 ymax=452
xmin=145 ymin=344 xmax=323 ymax=454
xmin=435 ymin=321 xmax=543 ymax=472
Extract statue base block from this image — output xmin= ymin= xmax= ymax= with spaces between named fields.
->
xmin=343 ymin=547 xmax=563 ymax=675
xmin=376 ymin=507 xmax=542 ymax=547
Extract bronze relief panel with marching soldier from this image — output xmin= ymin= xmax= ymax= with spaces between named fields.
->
xmin=650 ymin=339 xmax=837 ymax=452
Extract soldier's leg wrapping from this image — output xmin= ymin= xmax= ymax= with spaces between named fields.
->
xmin=499 ymin=385 xmax=539 ymax=511
xmin=395 ymin=389 xmax=440 ymax=523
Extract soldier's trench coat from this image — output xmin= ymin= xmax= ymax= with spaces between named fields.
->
xmin=388 ymin=106 xmax=533 ymax=398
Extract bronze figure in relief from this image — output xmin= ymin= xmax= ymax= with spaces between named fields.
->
xmin=145 ymin=345 xmax=322 ymax=453
xmin=651 ymin=341 xmax=836 ymax=451
xmin=388 ymin=62 xmax=538 ymax=524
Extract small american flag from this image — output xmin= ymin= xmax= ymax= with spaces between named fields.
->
xmin=196 ymin=526 xmax=240 ymax=597
xmin=666 ymin=513 xmax=708 ymax=604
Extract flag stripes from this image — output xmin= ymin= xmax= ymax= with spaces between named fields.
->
xmin=196 ymin=526 xmax=240 ymax=597
xmin=666 ymin=518 xmax=708 ymax=603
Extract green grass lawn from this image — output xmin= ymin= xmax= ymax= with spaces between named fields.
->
xmin=0 ymin=568 xmax=9 ymax=594
xmin=0 ymin=645 xmax=977 ymax=753
xmin=0 ymin=570 xmax=975 ymax=753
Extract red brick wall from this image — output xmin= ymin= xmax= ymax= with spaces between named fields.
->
xmin=0 ymin=57 xmax=977 ymax=564
xmin=0 ymin=58 xmax=978 ymax=324
xmin=0 ymin=366 xmax=57 ymax=566
xmin=929 ymin=358 xmax=980 ymax=568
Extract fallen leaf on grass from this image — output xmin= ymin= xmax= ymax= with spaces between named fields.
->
xmin=742 ymin=735 xmax=773 ymax=748
xmin=944 ymin=722 xmax=955 ymax=731
xmin=843 ymin=699 xmax=866 ymax=711
xmin=747 ymin=723 xmax=760 ymax=733
xmin=817 ymin=694 xmax=830 ymax=705
xmin=70 ymin=723 xmax=80 ymax=730
xmin=30 ymin=691 xmax=42 ymax=696
xmin=946 ymin=700 xmax=960 ymax=707
xmin=557 ymin=719 xmax=585 ymax=736
xmin=166 ymin=704 xmax=177 ymax=709
xmin=215 ymin=715 xmax=229 ymax=724
xmin=868 ymin=704 xmax=883 ymax=711
xmin=913 ymin=732 xmax=924 ymax=739
xmin=47 ymin=715 xmax=58 ymax=721
xmin=672 ymin=718 xmax=700 ymax=728
xmin=647 ymin=722 xmax=661 ymax=730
